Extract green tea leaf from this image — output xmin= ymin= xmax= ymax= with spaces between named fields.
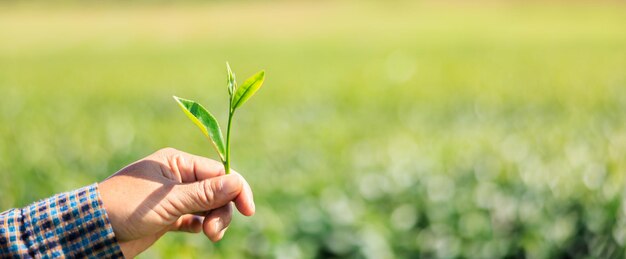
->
xmin=226 ymin=62 xmax=236 ymax=97
xmin=173 ymin=96 xmax=226 ymax=161
xmin=231 ymin=70 xmax=265 ymax=110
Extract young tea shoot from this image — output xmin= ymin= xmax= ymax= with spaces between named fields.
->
xmin=174 ymin=63 xmax=265 ymax=174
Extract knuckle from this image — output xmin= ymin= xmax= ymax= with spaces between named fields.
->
xmin=216 ymin=166 xmax=226 ymax=176
xmin=212 ymin=177 xmax=225 ymax=194
xmin=160 ymin=147 xmax=178 ymax=154
xmin=200 ymin=179 xmax=217 ymax=207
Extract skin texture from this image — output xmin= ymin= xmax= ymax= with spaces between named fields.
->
xmin=98 ymin=148 xmax=255 ymax=258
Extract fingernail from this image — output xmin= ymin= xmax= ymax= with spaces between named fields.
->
xmin=248 ymin=191 xmax=256 ymax=212
xmin=213 ymin=218 xmax=224 ymax=234
xmin=233 ymin=172 xmax=254 ymax=211
xmin=218 ymin=227 xmax=228 ymax=240
xmin=211 ymin=218 xmax=228 ymax=242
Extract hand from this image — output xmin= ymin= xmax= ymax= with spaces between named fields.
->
xmin=98 ymin=148 xmax=255 ymax=258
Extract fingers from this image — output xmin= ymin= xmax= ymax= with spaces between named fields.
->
xmin=170 ymin=215 xmax=204 ymax=233
xmin=203 ymin=203 xmax=233 ymax=242
xmin=159 ymin=148 xmax=254 ymax=221
xmin=171 ymin=173 xmax=243 ymax=215
xmin=169 ymin=204 xmax=233 ymax=242
xmin=185 ymin=173 xmax=255 ymax=217
xmin=233 ymin=173 xmax=255 ymax=216
xmin=159 ymin=148 xmax=225 ymax=183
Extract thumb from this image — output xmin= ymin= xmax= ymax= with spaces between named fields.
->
xmin=170 ymin=173 xmax=243 ymax=215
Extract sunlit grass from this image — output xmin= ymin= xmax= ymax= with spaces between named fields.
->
xmin=1 ymin=1 xmax=626 ymax=258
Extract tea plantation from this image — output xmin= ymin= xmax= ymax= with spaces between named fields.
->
xmin=1 ymin=1 xmax=625 ymax=258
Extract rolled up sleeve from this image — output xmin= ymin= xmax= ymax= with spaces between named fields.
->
xmin=0 ymin=183 xmax=124 ymax=258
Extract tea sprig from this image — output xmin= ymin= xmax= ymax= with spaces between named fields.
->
xmin=174 ymin=63 xmax=265 ymax=174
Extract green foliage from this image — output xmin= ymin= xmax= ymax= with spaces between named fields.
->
xmin=174 ymin=64 xmax=265 ymax=174
xmin=226 ymin=62 xmax=236 ymax=97
xmin=231 ymin=70 xmax=265 ymax=110
xmin=173 ymin=96 xmax=226 ymax=161
xmin=1 ymin=2 xmax=626 ymax=258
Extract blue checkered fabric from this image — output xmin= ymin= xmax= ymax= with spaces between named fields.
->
xmin=0 ymin=184 xmax=124 ymax=258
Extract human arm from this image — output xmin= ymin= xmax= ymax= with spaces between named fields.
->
xmin=0 ymin=184 xmax=124 ymax=258
xmin=98 ymin=147 xmax=255 ymax=258
xmin=0 ymin=147 xmax=255 ymax=258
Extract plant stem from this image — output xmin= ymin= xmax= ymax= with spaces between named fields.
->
xmin=225 ymin=105 xmax=234 ymax=174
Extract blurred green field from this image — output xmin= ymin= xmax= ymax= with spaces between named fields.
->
xmin=2 ymin=1 xmax=626 ymax=258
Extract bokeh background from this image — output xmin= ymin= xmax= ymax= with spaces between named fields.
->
xmin=1 ymin=1 xmax=626 ymax=258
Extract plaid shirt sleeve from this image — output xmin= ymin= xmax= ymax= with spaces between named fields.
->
xmin=0 ymin=183 xmax=124 ymax=258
